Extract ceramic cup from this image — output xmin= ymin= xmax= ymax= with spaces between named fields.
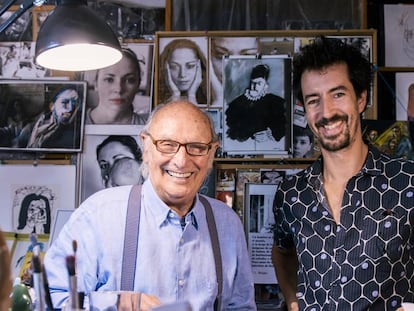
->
xmin=89 ymin=291 xmax=141 ymax=311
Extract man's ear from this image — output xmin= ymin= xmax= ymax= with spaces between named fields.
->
xmin=358 ymin=90 xmax=368 ymax=113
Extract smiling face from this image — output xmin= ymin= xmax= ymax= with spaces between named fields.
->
xmin=168 ymin=47 xmax=198 ymax=92
xmin=141 ymin=102 xmax=218 ymax=214
xmin=96 ymin=55 xmax=141 ymax=111
xmin=293 ymin=135 xmax=312 ymax=158
xmin=301 ymin=63 xmax=366 ymax=153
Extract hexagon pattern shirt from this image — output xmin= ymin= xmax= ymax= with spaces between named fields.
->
xmin=273 ymin=145 xmax=414 ymax=310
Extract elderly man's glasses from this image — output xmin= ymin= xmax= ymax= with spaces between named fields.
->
xmin=145 ymin=132 xmax=213 ymax=156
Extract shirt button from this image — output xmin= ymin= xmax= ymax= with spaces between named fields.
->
xmin=178 ymin=279 xmax=184 ymax=286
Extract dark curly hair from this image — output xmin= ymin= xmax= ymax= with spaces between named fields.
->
xmin=292 ymin=36 xmax=373 ymax=112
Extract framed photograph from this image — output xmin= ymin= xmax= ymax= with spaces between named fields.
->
xmin=80 ymin=125 xmax=144 ymax=203
xmin=0 ymin=164 xmax=77 ymax=233
xmin=0 ymin=80 xmax=86 ymax=152
xmin=0 ymin=42 xmax=50 ymax=79
xmin=82 ymin=42 xmax=154 ymax=125
xmin=222 ymin=55 xmax=292 ymax=156
xmin=155 ymin=34 xmax=208 ymax=106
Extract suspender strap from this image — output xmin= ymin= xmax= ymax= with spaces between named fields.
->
xmin=121 ymin=184 xmax=141 ymax=291
xmin=121 ymin=186 xmax=223 ymax=311
xmin=199 ymin=195 xmax=223 ymax=311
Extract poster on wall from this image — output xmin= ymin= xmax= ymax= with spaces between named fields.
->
xmin=0 ymin=164 xmax=77 ymax=233
xmin=222 ymin=55 xmax=291 ymax=156
xmin=384 ymin=4 xmax=414 ymax=67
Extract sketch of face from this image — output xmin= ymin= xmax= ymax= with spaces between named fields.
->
xmin=97 ymin=140 xmax=136 ymax=187
xmin=96 ymin=56 xmax=141 ymax=111
xmin=53 ymin=89 xmax=79 ymax=125
xmin=27 ymin=199 xmax=47 ymax=228
xmin=168 ymin=47 xmax=198 ymax=92
xmin=211 ymin=37 xmax=258 ymax=83
xmin=293 ymin=135 xmax=312 ymax=158
xmin=248 ymin=77 xmax=267 ymax=97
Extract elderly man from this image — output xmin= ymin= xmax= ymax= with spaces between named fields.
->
xmin=45 ymin=100 xmax=256 ymax=310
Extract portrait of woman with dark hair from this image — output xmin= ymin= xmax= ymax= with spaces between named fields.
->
xmin=158 ymin=38 xmax=207 ymax=106
xmin=17 ymin=193 xmax=51 ymax=234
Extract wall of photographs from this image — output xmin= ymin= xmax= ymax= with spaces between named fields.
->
xmin=5 ymin=2 xmax=414 ymax=307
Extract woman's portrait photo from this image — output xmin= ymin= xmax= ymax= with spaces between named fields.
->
xmin=157 ymin=36 xmax=208 ymax=106
xmin=81 ymin=126 xmax=143 ymax=202
xmin=83 ymin=42 xmax=153 ymax=125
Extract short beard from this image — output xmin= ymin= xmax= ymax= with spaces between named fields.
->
xmin=316 ymin=114 xmax=350 ymax=152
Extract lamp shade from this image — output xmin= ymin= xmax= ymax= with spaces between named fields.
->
xmin=35 ymin=0 xmax=122 ymax=71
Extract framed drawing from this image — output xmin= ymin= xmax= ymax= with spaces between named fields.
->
xmin=0 ymin=80 xmax=86 ymax=152
xmin=0 ymin=164 xmax=77 ymax=233
xmin=395 ymin=72 xmax=414 ymax=121
xmin=81 ymin=41 xmax=154 ymax=125
xmin=80 ymin=125 xmax=144 ymax=203
xmin=222 ymin=55 xmax=292 ymax=156
xmin=0 ymin=6 xmax=32 ymax=41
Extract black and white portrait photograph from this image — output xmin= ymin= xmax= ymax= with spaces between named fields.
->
xmin=222 ymin=55 xmax=292 ymax=155
xmin=0 ymin=42 xmax=48 ymax=78
xmin=82 ymin=42 xmax=154 ymax=125
xmin=80 ymin=125 xmax=144 ymax=203
xmin=0 ymin=10 xmax=32 ymax=42
xmin=0 ymin=164 xmax=76 ymax=233
xmin=0 ymin=80 xmax=86 ymax=152
xmin=157 ymin=36 xmax=208 ymax=106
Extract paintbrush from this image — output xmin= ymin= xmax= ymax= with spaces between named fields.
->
xmin=66 ymin=240 xmax=79 ymax=310
xmin=32 ymin=245 xmax=45 ymax=311
xmin=42 ymin=263 xmax=54 ymax=311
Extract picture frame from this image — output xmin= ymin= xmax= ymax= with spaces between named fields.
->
xmin=0 ymin=42 xmax=50 ymax=79
xmin=222 ymin=55 xmax=292 ymax=156
xmin=80 ymin=125 xmax=144 ymax=203
xmin=0 ymin=164 xmax=77 ymax=233
xmin=31 ymin=5 xmax=54 ymax=41
xmin=48 ymin=209 xmax=73 ymax=247
xmin=155 ymin=35 xmax=209 ymax=106
xmin=0 ymin=5 xmax=32 ymax=42
xmin=0 ymin=80 xmax=87 ymax=152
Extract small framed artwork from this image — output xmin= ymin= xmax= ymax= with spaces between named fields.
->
xmin=0 ymin=6 xmax=32 ymax=41
xmin=81 ymin=41 xmax=154 ymax=125
xmin=155 ymin=34 xmax=208 ymax=106
xmin=11 ymin=235 xmax=48 ymax=282
xmin=222 ymin=55 xmax=292 ymax=156
xmin=31 ymin=5 xmax=54 ymax=41
xmin=80 ymin=125 xmax=144 ymax=203
xmin=0 ymin=164 xmax=77 ymax=233
xmin=395 ymin=72 xmax=414 ymax=121
xmin=383 ymin=3 xmax=414 ymax=67
xmin=0 ymin=80 xmax=87 ymax=152
xmin=244 ymin=182 xmax=278 ymax=283
xmin=0 ymin=42 xmax=49 ymax=79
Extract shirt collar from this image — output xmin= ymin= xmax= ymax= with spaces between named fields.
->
xmin=303 ymin=144 xmax=384 ymax=188
xmin=142 ymin=179 xmax=201 ymax=230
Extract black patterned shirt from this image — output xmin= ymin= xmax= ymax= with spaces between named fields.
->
xmin=273 ymin=145 xmax=414 ymax=310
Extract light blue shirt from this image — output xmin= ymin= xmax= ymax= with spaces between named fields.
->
xmin=44 ymin=180 xmax=256 ymax=310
